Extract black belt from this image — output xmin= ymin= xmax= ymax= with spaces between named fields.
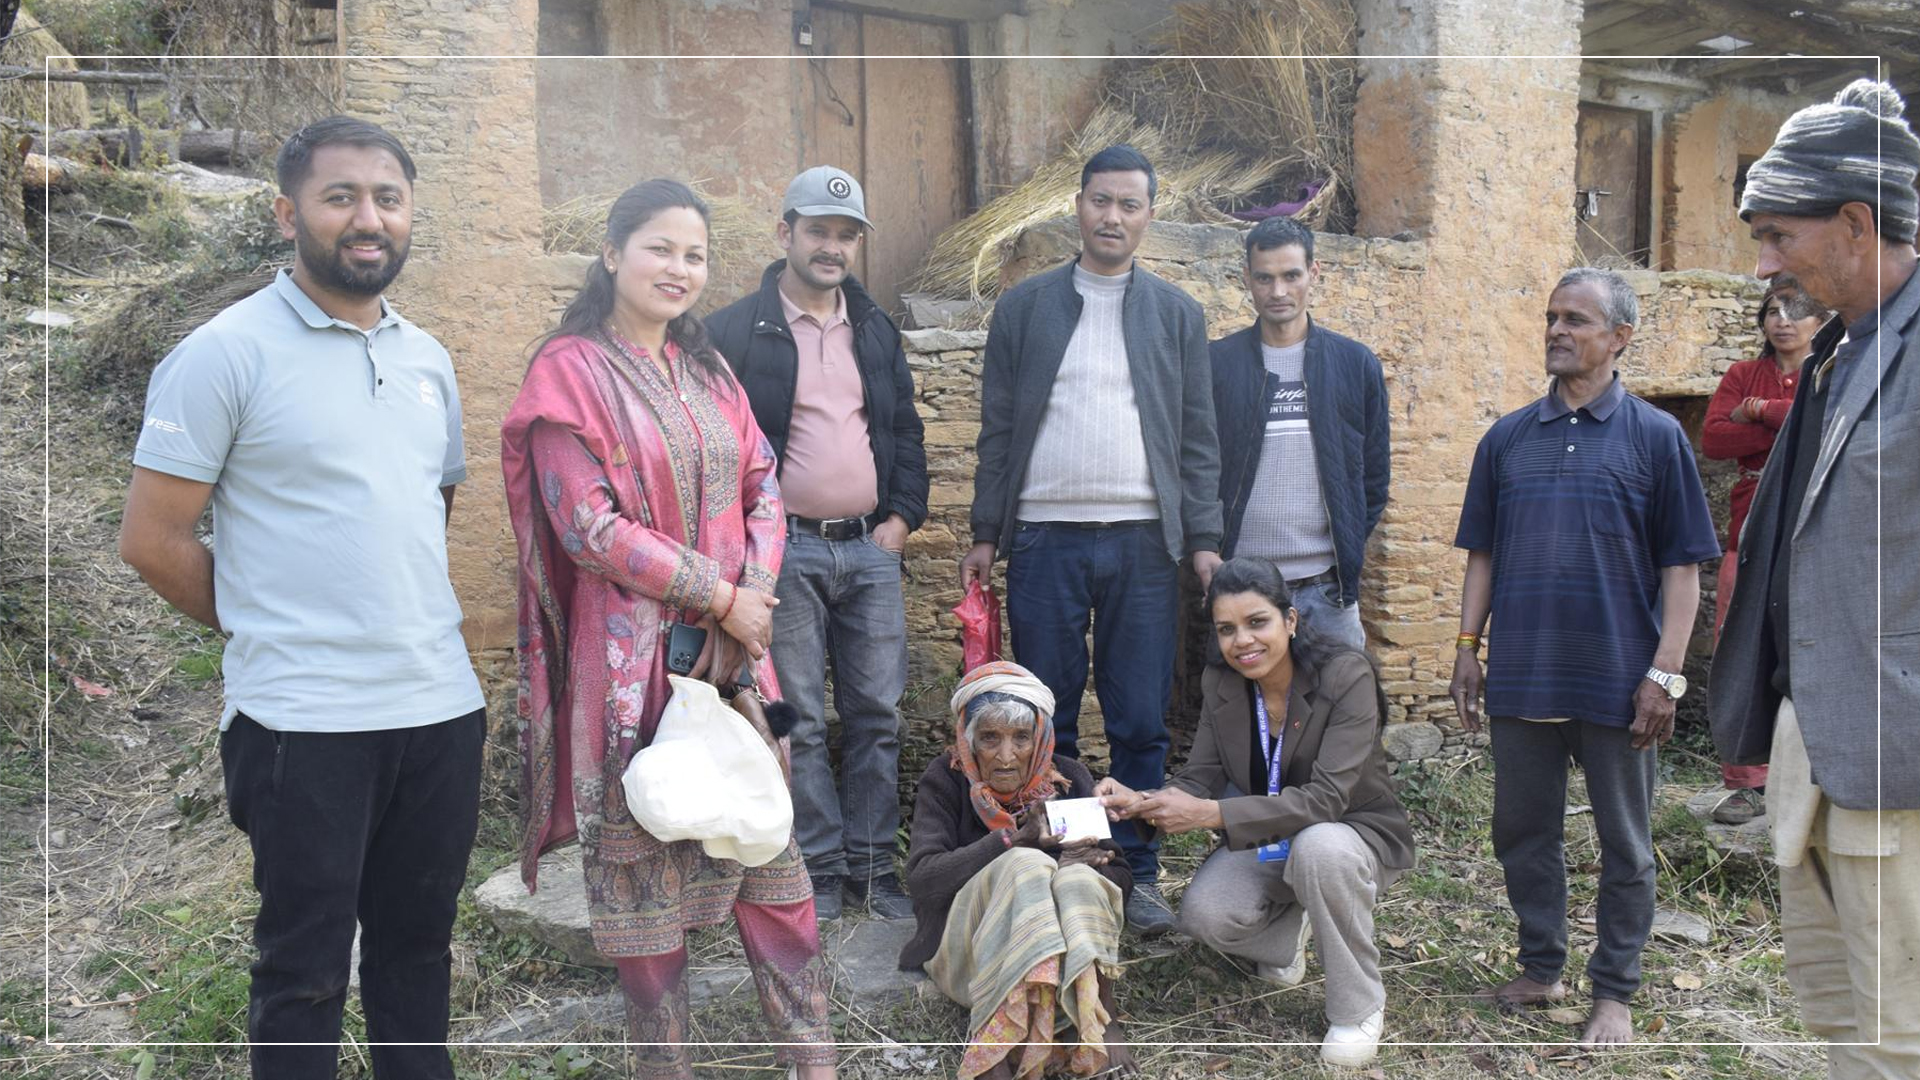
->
xmin=1286 ymin=568 xmax=1338 ymax=590
xmin=788 ymin=512 xmax=881 ymax=541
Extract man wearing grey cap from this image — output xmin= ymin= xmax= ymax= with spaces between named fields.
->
xmin=708 ymin=166 xmax=927 ymax=922
xmin=1711 ymin=78 xmax=1920 ymax=1078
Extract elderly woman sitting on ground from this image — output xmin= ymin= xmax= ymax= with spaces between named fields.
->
xmin=898 ymin=661 xmax=1137 ymax=1080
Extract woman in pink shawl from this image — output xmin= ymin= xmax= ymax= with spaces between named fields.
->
xmin=501 ymin=179 xmax=837 ymax=1080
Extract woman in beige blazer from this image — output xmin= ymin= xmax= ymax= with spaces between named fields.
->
xmin=1097 ymin=557 xmax=1415 ymax=1068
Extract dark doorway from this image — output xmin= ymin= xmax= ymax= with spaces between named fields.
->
xmin=1575 ymin=103 xmax=1653 ymax=267
xmin=801 ymin=5 xmax=973 ymax=316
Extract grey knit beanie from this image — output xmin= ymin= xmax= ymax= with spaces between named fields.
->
xmin=1740 ymin=79 xmax=1920 ymax=244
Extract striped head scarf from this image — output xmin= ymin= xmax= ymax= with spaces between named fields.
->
xmin=948 ymin=661 xmax=1070 ymax=832
xmin=1740 ymin=79 xmax=1920 ymax=244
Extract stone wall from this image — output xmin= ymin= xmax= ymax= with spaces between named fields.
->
xmin=892 ymin=223 xmax=1765 ymax=754
xmin=332 ymin=0 xmax=1772 ymax=766
xmin=340 ymin=9 xmax=548 ymax=654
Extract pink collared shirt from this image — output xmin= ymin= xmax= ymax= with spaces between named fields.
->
xmin=776 ymin=286 xmax=879 ymax=520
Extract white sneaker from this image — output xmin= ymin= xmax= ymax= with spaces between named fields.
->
xmin=1254 ymin=915 xmax=1313 ymax=986
xmin=1319 ymin=1008 xmax=1384 ymax=1068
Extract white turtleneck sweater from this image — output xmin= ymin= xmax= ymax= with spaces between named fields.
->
xmin=1016 ymin=264 xmax=1160 ymax=524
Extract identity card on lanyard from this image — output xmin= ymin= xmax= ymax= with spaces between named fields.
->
xmin=1254 ymin=690 xmax=1291 ymax=863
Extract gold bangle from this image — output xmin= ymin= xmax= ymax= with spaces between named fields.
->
xmin=1456 ymin=632 xmax=1481 ymax=651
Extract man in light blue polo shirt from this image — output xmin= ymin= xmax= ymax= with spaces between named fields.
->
xmin=119 ymin=116 xmax=483 ymax=1080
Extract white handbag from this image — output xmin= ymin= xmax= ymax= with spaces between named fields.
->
xmin=621 ymin=675 xmax=793 ymax=867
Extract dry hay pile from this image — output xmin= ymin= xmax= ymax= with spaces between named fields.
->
xmin=915 ymin=0 xmax=1357 ymax=302
xmin=84 ymin=263 xmax=278 ymax=406
xmin=913 ymin=105 xmax=1277 ymax=302
xmin=544 ymin=184 xmax=765 ymax=264
xmin=3 ymin=9 xmax=91 ymax=128
xmin=544 ymin=182 xmax=777 ymax=310
xmin=1110 ymin=0 xmax=1357 ymax=229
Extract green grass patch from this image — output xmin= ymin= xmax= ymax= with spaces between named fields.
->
xmin=172 ymin=643 xmax=222 ymax=684
xmin=0 ymin=976 xmax=51 ymax=1052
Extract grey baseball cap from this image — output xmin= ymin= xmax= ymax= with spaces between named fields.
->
xmin=781 ymin=166 xmax=875 ymax=229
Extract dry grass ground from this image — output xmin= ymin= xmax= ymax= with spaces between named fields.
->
xmin=2 ymin=182 xmax=1822 ymax=1079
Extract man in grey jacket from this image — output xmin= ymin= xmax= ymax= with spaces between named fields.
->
xmin=1711 ymin=78 xmax=1920 ymax=1078
xmin=960 ymin=144 xmax=1222 ymax=935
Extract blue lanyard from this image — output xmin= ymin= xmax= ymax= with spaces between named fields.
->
xmin=1254 ymin=688 xmax=1285 ymax=796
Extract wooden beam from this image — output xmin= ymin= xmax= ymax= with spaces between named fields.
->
xmin=1583 ymin=1 xmax=1658 ymax=37
xmin=1586 ymin=15 xmax=1709 ymax=56
xmin=1586 ymin=61 xmax=1711 ymax=91
xmin=0 ymin=64 xmax=237 ymax=85
xmin=1658 ymin=0 xmax=1920 ymax=68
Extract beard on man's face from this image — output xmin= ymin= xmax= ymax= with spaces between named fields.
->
xmin=294 ymin=216 xmax=410 ymax=296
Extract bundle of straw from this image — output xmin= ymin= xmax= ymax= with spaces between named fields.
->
xmin=1108 ymin=0 xmax=1356 ymax=229
xmin=543 ymin=183 xmax=765 ymax=265
xmin=542 ymin=182 xmax=777 ymax=310
xmin=3 ymin=10 xmax=90 ymax=128
xmin=912 ymin=104 xmax=1280 ymax=301
xmin=913 ymin=0 xmax=1358 ymax=301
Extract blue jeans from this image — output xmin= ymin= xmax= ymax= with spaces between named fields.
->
xmin=771 ymin=531 xmax=908 ymax=883
xmin=1289 ymin=577 xmax=1367 ymax=652
xmin=1005 ymin=521 xmax=1177 ymax=883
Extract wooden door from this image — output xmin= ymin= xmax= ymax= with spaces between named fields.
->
xmin=1575 ymin=103 xmax=1652 ymax=267
xmin=802 ymin=6 xmax=971 ymax=316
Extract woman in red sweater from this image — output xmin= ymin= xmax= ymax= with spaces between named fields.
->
xmin=1701 ymin=278 xmax=1829 ymax=823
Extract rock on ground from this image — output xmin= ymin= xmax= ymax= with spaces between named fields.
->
xmin=1381 ymin=720 xmax=1444 ymax=762
xmin=475 ymin=847 xmax=602 ymax=968
xmin=1650 ymin=908 xmax=1712 ymax=946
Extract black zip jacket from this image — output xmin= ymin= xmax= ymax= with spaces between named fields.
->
xmin=706 ymin=261 xmax=929 ymax=530
xmin=1209 ymin=318 xmax=1389 ymax=605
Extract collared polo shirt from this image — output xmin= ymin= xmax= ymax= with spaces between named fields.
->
xmin=1454 ymin=374 xmax=1720 ymax=727
xmin=133 ymin=269 xmax=484 ymax=732
xmin=775 ymin=285 xmax=878 ymax=520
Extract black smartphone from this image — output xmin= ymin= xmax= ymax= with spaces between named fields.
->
xmin=665 ymin=623 xmax=707 ymax=675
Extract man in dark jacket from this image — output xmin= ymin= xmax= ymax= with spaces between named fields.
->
xmin=1204 ymin=216 xmax=1389 ymax=649
xmin=959 ymin=144 xmax=1222 ymax=935
xmin=707 ymin=166 xmax=928 ymax=922
xmin=1711 ymin=79 xmax=1920 ymax=1077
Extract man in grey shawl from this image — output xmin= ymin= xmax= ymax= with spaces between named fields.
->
xmin=1712 ymin=78 xmax=1919 ymax=1079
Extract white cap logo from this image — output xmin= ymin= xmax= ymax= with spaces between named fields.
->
xmin=827 ymin=176 xmax=852 ymax=199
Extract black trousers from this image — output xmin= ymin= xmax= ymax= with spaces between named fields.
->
xmin=220 ymin=707 xmax=485 ymax=1080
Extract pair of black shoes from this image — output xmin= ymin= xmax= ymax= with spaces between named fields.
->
xmin=811 ymin=871 xmax=913 ymax=921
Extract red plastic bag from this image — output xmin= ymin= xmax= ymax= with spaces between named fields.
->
xmin=952 ymin=581 xmax=1002 ymax=673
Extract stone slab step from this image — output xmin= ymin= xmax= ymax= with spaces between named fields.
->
xmin=474 ymin=847 xmax=601 ymax=968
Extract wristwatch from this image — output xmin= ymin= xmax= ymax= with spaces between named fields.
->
xmin=1645 ymin=666 xmax=1688 ymax=700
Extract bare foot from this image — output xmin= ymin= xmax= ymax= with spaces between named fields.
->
xmin=1475 ymin=973 xmax=1568 ymax=1012
xmin=1579 ymin=998 xmax=1634 ymax=1046
xmin=1096 ymin=973 xmax=1139 ymax=1078
xmin=793 ymin=1065 xmax=838 ymax=1080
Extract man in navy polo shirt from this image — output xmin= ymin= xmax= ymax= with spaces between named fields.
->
xmin=1448 ymin=268 xmax=1719 ymax=1047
